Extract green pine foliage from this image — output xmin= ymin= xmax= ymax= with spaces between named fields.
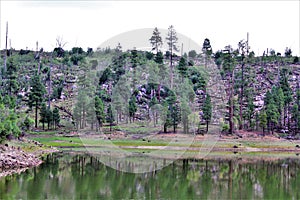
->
xmin=28 ymin=74 xmax=46 ymax=128
xmin=95 ymin=96 xmax=105 ymax=128
xmin=203 ymin=94 xmax=212 ymax=133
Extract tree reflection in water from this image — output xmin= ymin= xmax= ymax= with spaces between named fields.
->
xmin=1 ymin=152 xmax=300 ymax=199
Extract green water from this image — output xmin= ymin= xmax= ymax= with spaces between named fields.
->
xmin=1 ymin=152 xmax=300 ymax=199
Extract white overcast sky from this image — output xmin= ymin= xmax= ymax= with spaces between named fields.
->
xmin=0 ymin=1 xmax=299 ymax=56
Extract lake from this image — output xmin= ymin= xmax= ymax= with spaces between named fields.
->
xmin=1 ymin=152 xmax=300 ymax=199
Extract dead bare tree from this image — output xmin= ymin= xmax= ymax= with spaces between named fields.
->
xmin=56 ymin=36 xmax=67 ymax=48
xmin=4 ymin=22 xmax=8 ymax=73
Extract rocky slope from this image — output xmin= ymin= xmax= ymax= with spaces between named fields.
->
xmin=0 ymin=139 xmax=58 ymax=177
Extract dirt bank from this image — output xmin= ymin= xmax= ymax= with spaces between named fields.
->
xmin=0 ymin=139 xmax=58 ymax=177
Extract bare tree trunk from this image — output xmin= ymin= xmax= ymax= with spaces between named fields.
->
xmin=35 ymin=103 xmax=38 ymax=128
xmin=206 ymin=121 xmax=209 ymax=133
xmin=170 ymin=32 xmax=173 ymax=89
xmin=239 ymin=61 xmax=244 ymax=130
xmin=229 ymin=73 xmax=234 ymax=135
xmin=4 ymin=22 xmax=8 ymax=72
xmin=48 ymin=53 xmax=53 ymax=108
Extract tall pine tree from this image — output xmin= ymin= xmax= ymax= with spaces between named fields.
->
xmin=28 ymin=74 xmax=46 ymax=128
xmin=203 ymin=94 xmax=212 ymax=133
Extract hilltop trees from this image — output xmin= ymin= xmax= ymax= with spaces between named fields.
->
xmin=202 ymin=38 xmax=212 ymax=68
xmin=166 ymin=25 xmax=179 ymax=89
xmin=149 ymin=27 xmax=163 ymax=54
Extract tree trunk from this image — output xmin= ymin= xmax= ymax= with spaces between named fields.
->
xmin=35 ymin=103 xmax=38 ymax=128
xmin=4 ymin=22 xmax=8 ymax=72
xmin=206 ymin=121 xmax=209 ymax=133
xmin=157 ymin=84 xmax=161 ymax=102
xmin=229 ymin=98 xmax=234 ymax=134
xmin=153 ymin=112 xmax=156 ymax=127
xmin=164 ymin=123 xmax=167 ymax=133
xmin=170 ymin=34 xmax=173 ymax=89
xmin=239 ymin=62 xmax=244 ymax=130
xmin=82 ymin=105 xmax=86 ymax=128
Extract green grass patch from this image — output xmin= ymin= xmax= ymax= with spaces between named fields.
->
xmin=112 ymin=123 xmax=161 ymax=134
xmin=31 ymin=136 xmax=84 ymax=147
xmin=29 ymin=130 xmax=59 ymax=135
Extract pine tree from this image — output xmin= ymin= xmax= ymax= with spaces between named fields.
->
xmin=171 ymin=103 xmax=181 ymax=133
xmin=154 ymin=51 xmax=164 ymax=64
xmin=73 ymin=90 xmax=89 ymax=129
xmin=177 ymin=57 xmax=188 ymax=80
xmin=222 ymin=49 xmax=236 ymax=134
xmin=130 ymin=49 xmax=139 ymax=89
xmin=166 ymin=25 xmax=179 ymax=89
xmin=23 ymin=115 xmax=34 ymax=131
xmin=203 ymin=94 xmax=212 ymax=133
xmin=106 ymin=104 xmax=114 ymax=131
xmin=149 ymin=27 xmax=163 ymax=54
xmin=112 ymin=93 xmax=123 ymax=124
xmin=95 ymin=96 xmax=105 ymax=128
xmin=28 ymin=74 xmax=46 ymax=128
xmin=181 ymin=98 xmax=191 ymax=134
xmin=291 ymin=104 xmax=299 ymax=135
xmin=266 ymin=96 xmax=279 ymax=134
xmin=46 ymin=107 xmax=53 ymax=130
xmin=129 ymin=96 xmax=137 ymax=123
xmin=259 ymin=110 xmax=267 ymax=134
xmin=149 ymin=96 xmax=159 ymax=127
xmin=86 ymin=98 xmax=96 ymax=130
xmin=280 ymin=68 xmax=293 ymax=128
xmin=202 ymin=38 xmax=212 ymax=68
xmin=6 ymin=57 xmax=19 ymax=95
xmin=276 ymin=87 xmax=285 ymax=126
xmin=162 ymin=102 xmax=172 ymax=133
xmin=39 ymin=103 xmax=47 ymax=130
xmin=53 ymin=107 xmax=60 ymax=130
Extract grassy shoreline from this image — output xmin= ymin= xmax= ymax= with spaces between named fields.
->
xmin=28 ymin=132 xmax=300 ymax=160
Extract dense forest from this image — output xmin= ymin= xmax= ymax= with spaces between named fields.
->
xmin=0 ymin=25 xmax=299 ymax=142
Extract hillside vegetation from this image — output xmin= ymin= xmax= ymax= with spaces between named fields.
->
xmin=1 ymin=26 xmax=300 ymax=142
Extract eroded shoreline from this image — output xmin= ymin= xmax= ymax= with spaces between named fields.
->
xmin=0 ymin=139 xmax=58 ymax=177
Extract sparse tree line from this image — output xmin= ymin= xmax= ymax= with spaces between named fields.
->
xmin=1 ymin=25 xmax=299 ymax=140
xmin=72 ymin=26 xmax=212 ymax=134
xmin=214 ymin=40 xmax=300 ymax=137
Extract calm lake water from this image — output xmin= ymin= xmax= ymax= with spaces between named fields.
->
xmin=1 ymin=152 xmax=300 ymax=199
